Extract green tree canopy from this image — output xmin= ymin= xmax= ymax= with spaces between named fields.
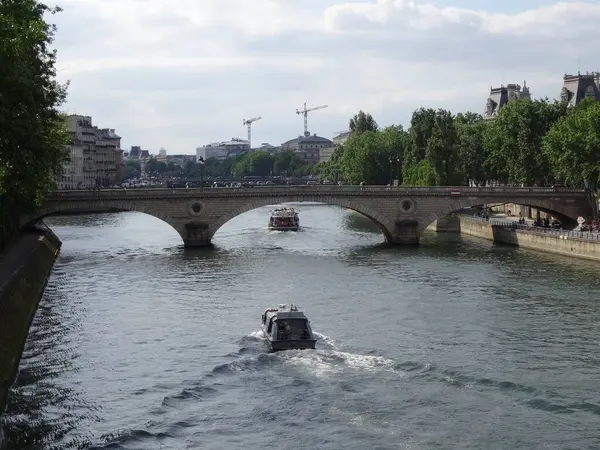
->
xmin=349 ymin=110 xmax=378 ymax=134
xmin=454 ymin=113 xmax=488 ymax=185
xmin=232 ymin=151 xmax=274 ymax=177
xmin=483 ymin=98 xmax=567 ymax=185
xmin=340 ymin=126 xmax=407 ymax=184
xmin=403 ymin=108 xmax=460 ymax=185
xmin=542 ymin=98 xmax=600 ymax=187
xmin=0 ymin=0 xmax=69 ymax=247
xmin=273 ymin=151 xmax=306 ymax=176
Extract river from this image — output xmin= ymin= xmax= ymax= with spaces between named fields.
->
xmin=2 ymin=204 xmax=600 ymax=450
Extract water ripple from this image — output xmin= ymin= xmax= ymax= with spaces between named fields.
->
xmin=3 ymin=207 xmax=600 ymax=449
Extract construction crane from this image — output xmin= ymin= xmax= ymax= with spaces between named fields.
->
xmin=296 ymin=102 xmax=328 ymax=137
xmin=242 ymin=116 xmax=262 ymax=148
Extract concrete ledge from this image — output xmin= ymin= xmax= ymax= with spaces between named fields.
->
xmin=0 ymin=229 xmax=61 ymax=415
xmin=459 ymin=216 xmax=600 ymax=262
xmin=432 ymin=216 xmax=461 ymax=233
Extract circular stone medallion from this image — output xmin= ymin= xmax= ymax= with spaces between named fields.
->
xmin=188 ymin=201 xmax=205 ymax=216
xmin=398 ymin=198 xmax=416 ymax=214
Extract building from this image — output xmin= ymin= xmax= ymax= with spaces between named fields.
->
xmin=560 ymin=72 xmax=600 ymax=106
xmin=483 ymin=82 xmax=531 ymax=118
xmin=332 ymin=131 xmax=352 ymax=146
xmin=196 ymin=138 xmax=251 ymax=162
xmin=255 ymin=143 xmax=281 ymax=153
xmin=126 ymin=145 xmax=141 ymax=159
xmin=319 ymin=147 xmax=337 ymax=163
xmin=281 ymin=133 xmax=334 ymax=165
xmin=158 ymin=148 xmax=167 ymax=156
xmin=156 ymin=154 xmax=196 ymax=167
xmin=124 ymin=145 xmax=151 ymax=178
xmin=59 ymin=115 xmax=124 ymax=189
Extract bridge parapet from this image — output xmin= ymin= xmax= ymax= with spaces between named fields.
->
xmin=45 ymin=186 xmax=586 ymax=200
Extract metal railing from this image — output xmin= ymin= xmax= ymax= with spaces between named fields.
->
xmin=459 ymin=214 xmax=600 ymax=241
xmin=47 ymin=185 xmax=586 ymax=199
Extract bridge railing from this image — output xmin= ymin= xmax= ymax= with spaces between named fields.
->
xmin=459 ymin=214 xmax=600 ymax=241
xmin=47 ymin=185 xmax=586 ymax=198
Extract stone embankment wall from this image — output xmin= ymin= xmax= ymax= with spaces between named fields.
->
xmin=457 ymin=217 xmax=495 ymax=241
xmin=432 ymin=215 xmax=461 ymax=233
xmin=458 ymin=217 xmax=600 ymax=262
xmin=0 ymin=229 xmax=61 ymax=414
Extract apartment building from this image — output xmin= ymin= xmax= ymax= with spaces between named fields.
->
xmin=59 ymin=115 xmax=124 ymax=189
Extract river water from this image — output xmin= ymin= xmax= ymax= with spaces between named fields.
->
xmin=2 ymin=204 xmax=600 ymax=450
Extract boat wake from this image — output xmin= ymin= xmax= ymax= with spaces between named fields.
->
xmin=230 ymin=329 xmax=398 ymax=378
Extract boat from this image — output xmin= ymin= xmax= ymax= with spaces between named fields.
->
xmin=268 ymin=207 xmax=299 ymax=231
xmin=260 ymin=304 xmax=317 ymax=351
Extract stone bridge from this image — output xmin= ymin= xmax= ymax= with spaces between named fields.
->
xmin=20 ymin=186 xmax=592 ymax=247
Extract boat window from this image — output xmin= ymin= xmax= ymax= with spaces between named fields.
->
xmin=280 ymin=319 xmax=310 ymax=340
xmin=267 ymin=317 xmax=275 ymax=333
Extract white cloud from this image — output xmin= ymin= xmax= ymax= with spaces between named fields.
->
xmin=50 ymin=0 xmax=600 ymax=153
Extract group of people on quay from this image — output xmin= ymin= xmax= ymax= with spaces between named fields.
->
xmin=580 ymin=219 xmax=600 ymax=232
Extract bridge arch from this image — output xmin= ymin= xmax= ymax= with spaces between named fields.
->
xmin=20 ymin=200 xmax=187 ymax=243
xmin=208 ymin=195 xmax=395 ymax=243
xmin=418 ymin=196 xmax=580 ymax=235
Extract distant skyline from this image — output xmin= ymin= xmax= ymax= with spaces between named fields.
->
xmin=54 ymin=0 xmax=600 ymax=153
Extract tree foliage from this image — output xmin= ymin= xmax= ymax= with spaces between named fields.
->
xmin=338 ymin=126 xmax=406 ymax=185
xmin=146 ymin=150 xmax=314 ymax=181
xmin=349 ymin=110 xmax=378 ymax=134
xmin=403 ymin=108 xmax=461 ymax=185
xmin=483 ymin=98 xmax=568 ymax=185
xmin=0 ymin=0 xmax=70 ymax=248
xmin=454 ymin=113 xmax=488 ymax=185
xmin=542 ymin=98 xmax=600 ymax=187
xmin=316 ymin=102 xmax=597 ymax=190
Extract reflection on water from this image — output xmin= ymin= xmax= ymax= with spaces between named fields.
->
xmin=3 ymin=205 xmax=600 ymax=450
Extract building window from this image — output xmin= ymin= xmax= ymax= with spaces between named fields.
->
xmin=586 ymin=85 xmax=595 ymax=99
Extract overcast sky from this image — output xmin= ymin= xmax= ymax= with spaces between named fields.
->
xmin=52 ymin=0 xmax=600 ymax=154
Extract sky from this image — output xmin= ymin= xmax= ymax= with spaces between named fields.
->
xmin=51 ymin=0 xmax=600 ymax=154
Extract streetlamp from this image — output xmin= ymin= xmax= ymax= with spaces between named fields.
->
xmin=389 ymin=156 xmax=400 ymax=186
xmin=199 ymin=157 xmax=205 ymax=189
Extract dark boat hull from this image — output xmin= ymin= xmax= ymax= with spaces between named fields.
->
xmin=267 ymin=339 xmax=316 ymax=351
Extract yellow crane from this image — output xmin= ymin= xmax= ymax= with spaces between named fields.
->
xmin=296 ymin=102 xmax=327 ymax=137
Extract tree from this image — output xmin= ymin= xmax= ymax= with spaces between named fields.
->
xmin=403 ymin=108 xmax=459 ymax=185
xmin=349 ymin=110 xmax=378 ymax=134
xmin=232 ymin=151 xmax=274 ymax=177
xmin=316 ymin=146 xmax=344 ymax=182
xmin=454 ymin=113 xmax=488 ymax=185
xmin=339 ymin=126 xmax=407 ymax=184
xmin=273 ymin=151 xmax=306 ymax=176
xmin=425 ymin=109 xmax=459 ymax=185
xmin=0 ymin=0 xmax=69 ymax=248
xmin=145 ymin=156 xmax=158 ymax=175
xmin=403 ymin=108 xmax=437 ymax=184
xmin=542 ymin=98 xmax=600 ymax=187
xmin=483 ymin=98 xmax=567 ymax=185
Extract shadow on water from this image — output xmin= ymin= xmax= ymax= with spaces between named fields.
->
xmin=1 ymin=269 xmax=99 ymax=450
xmin=342 ymin=211 xmax=600 ymax=290
xmin=44 ymin=213 xmax=128 ymax=229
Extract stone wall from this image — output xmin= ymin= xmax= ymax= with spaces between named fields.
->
xmin=0 ymin=229 xmax=61 ymax=415
xmin=458 ymin=218 xmax=495 ymax=240
xmin=458 ymin=217 xmax=600 ymax=261
xmin=432 ymin=216 xmax=461 ymax=233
